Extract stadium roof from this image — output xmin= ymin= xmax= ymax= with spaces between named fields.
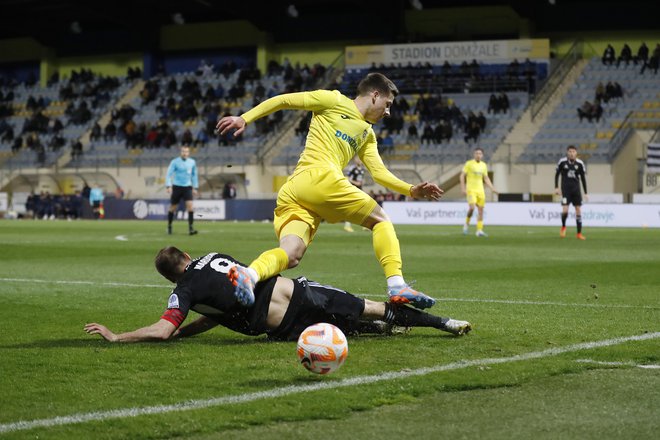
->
xmin=0 ymin=0 xmax=655 ymax=53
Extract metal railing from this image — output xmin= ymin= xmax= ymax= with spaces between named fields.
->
xmin=530 ymin=40 xmax=583 ymax=121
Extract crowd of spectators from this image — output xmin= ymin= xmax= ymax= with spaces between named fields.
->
xmin=340 ymin=58 xmax=539 ymax=96
xmin=114 ymin=58 xmax=329 ymax=149
xmin=602 ymin=42 xmax=660 ymax=74
xmin=370 ymin=92 xmax=498 ymax=149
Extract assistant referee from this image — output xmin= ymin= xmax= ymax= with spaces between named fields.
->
xmin=166 ymin=145 xmax=199 ymax=235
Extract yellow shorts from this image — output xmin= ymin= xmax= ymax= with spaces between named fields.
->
xmin=466 ymin=191 xmax=486 ymax=208
xmin=274 ymin=167 xmax=378 ymax=244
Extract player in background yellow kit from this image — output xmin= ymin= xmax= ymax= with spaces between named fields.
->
xmin=216 ymin=73 xmax=442 ymax=310
xmin=460 ymin=147 xmax=498 ymax=237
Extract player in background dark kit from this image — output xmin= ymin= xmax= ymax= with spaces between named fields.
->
xmin=554 ymin=145 xmax=588 ymax=240
xmin=166 ymin=145 xmax=199 ymax=235
xmin=343 ymin=157 xmax=365 ymax=232
xmin=83 ymin=246 xmax=471 ymax=344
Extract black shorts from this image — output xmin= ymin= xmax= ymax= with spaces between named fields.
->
xmin=268 ymin=277 xmax=366 ymax=341
xmin=170 ymin=185 xmax=193 ymax=205
xmin=561 ymin=188 xmax=582 ymax=206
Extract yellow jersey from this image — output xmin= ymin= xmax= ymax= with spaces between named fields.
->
xmin=463 ymin=159 xmax=488 ymax=193
xmin=241 ymin=90 xmax=412 ymax=195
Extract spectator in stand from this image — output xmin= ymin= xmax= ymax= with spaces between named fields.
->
xmin=104 ymin=121 xmax=117 ymax=141
xmin=181 ymin=129 xmax=193 ymax=146
xmin=476 ymin=112 xmax=487 ymax=133
xmin=407 ymin=122 xmax=418 ymax=141
xmin=507 ymin=59 xmax=520 ymax=78
xmin=617 ymin=44 xmax=633 ymax=67
xmin=605 ymin=81 xmax=623 ymax=101
xmin=464 ymin=115 xmax=481 ymax=144
xmin=90 ymin=123 xmax=102 ymax=142
xmin=640 ymin=44 xmax=660 ymax=75
xmin=420 ymin=123 xmax=434 ymax=144
xmin=602 ymin=44 xmax=616 ymax=65
xmin=602 ymin=44 xmax=616 ymax=66
xmin=498 ymin=93 xmax=510 ymax=114
xmin=11 ymin=136 xmax=22 ymax=153
xmin=636 ymin=42 xmax=649 ymax=66
xmin=577 ymin=101 xmax=594 ymax=122
xmin=595 ymin=82 xmax=607 ymax=103
xmin=488 ymin=93 xmax=498 ymax=114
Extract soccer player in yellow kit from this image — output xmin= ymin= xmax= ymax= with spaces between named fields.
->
xmin=460 ymin=147 xmax=498 ymax=237
xmin=216 ymin=73 xmax=443 ymax=309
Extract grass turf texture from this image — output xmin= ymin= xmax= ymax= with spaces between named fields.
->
xmin=0 ymin=220 xmax=658 ymax=439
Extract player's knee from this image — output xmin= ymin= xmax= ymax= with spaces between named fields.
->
xmin=287 ymin=252 xmax=304 ymax=268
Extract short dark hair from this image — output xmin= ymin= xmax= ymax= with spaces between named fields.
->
xmin=474 ymin=147 xmax=484 ymax=153
xmin=155 ymin=246 xmax=187 ymax=283
xmin=567 ymin=145 xmax=577 ymax=151
xmin=357 ymin=73 xmax=399 ymax=98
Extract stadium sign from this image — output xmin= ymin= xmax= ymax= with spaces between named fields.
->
xmin=384 ymin=202 xmax=660 ymax=228
xmin=345 ymin=39 xmax=549 ymax=68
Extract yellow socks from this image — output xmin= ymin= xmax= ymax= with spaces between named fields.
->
xmin=372 ymin=221 xmax=403 ymax=278
xmin=477 ymin=220 xmax=484 ymax=231
xmin=249 ymin=248 xmax=289 ymax=281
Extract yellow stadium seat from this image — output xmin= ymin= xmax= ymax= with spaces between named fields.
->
xmin=611 ymin=121 xmax=621 ymax=129
xmin=643 ymin=102 xmax=651 ymax=108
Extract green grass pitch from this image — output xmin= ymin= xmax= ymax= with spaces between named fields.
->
xmin=0 ymin=220 xmax=658 ymax=439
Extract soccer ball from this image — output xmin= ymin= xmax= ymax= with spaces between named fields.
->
xmin=297 ymin=323 xmax=348 ymax=375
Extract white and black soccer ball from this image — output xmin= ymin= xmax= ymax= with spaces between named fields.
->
xmin=296 ymin=323 xmax=348 ymax=375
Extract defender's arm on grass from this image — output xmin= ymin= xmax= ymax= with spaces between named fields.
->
xmin=84 ymin=316 xmax=218 ymax=343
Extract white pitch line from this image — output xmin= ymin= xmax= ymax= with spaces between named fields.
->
xmin=575 ymin=359 xmax=660 ymax=369
xmin=0 ymin=332 xmax=658 ymax=434
xmin=1 ymin=278 xmax=658 ymax=310
xmin=0 ymin=278 xmax=168 ymax=289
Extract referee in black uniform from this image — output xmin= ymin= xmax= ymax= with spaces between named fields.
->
xmin=554 ymin=145 xmax=588 ymax=240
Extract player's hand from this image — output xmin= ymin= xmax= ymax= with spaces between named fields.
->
xmin=166 ymin=187 xmax=172 ymax=194
xmin=584 ymin=194 xmax=589 ymax=202
xmin=84 ymin=323 xmax=118 ymax=342
xmin=216 ymin=116 xmax=246 ymax=137
xmin=193 ymin=189 xmax=199 ymax=197
xmin=554 ymin=187 xmax=561 ymax=196
xmin=411 ymin=182 xmax=444 ymax=201
xmin=461 ymin=188 xmax=467 ymax=195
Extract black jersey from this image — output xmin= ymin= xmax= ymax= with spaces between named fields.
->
xmin=554 ymin=157 xmax=587 ymax=194
xmin=346 ymin=164 xmax=365 ymax=189
xmin=160 ymin=252 xmax=275 ymax=336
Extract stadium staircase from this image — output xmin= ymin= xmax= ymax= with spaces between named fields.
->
xmin=491 ymin=57 xmax=589 ymax=164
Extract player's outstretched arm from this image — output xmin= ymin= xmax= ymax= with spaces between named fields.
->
xmin=84 ymin=319 xmax=176 ymax=343
xmin=216 ymin=116 xmax=247 ymax=136
xmin=410 ymin=182 xmax=444 ymax=201
xmin=174 ymin=316 xmax=219 ymax=339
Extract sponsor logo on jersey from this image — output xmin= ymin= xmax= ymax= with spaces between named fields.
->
xmin=168 ymin=293 xmax=180 ymax=309
xmin=340 ymin=114 xmax=350 ymax=119
xmin=335 ymin=130 xmax=359 ymax=151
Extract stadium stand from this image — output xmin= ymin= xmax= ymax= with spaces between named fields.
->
xmin=519 ymin=54 xmax=660 ymax=164
xmin=0 ymin=70 xmax=133 ymax=170
xmin=65 ymin=61 xmax=331 ymax=170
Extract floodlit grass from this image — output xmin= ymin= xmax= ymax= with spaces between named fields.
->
xmin=0 ymin=220 xmax=658 ymax=439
